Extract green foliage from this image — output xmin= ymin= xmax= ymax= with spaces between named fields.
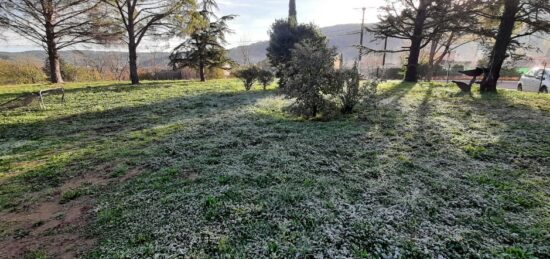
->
xmin=333 ymin=65 xmax=362 ymax=114
xmin=267 ymin=20 xmax=326 ymax=88
xmin=170 ymin=4 xmax=235 ymax=81
xmin=0 ymin=59 xmax=46 ymax=85
xmin=257 ymin=69 xmax=275 ymax=90
xmin=282 ymin=39 xmax=338 ymax=117
xmin=234 ymin=66 xmax=260 ymax=91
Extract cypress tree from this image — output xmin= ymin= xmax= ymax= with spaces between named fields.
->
xmin=289 ymin=0 xmax=297 ymax=27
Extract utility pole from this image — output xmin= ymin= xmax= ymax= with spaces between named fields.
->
xmin=358 ymin=7 xmax=366 ymax=62
xmin=377 ymin=36 xmax=388 ymax=79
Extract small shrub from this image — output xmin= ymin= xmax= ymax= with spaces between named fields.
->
xmin=333 ymin=65 xmax=361 ymax=114
xmin=257 ymin=69 xmax=275 ymax=90
xmin=235 ymin=66 xmax=260 ymax=91
xmin=332 ymin=64 xmax=378 ymax=114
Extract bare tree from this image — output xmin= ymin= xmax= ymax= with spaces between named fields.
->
xmin=101 ymin=0 xmax=194 ymax=85
xmin=365 ymin=0 xmax=471 ymax=82
xmin=0 ymin=0 xmax=112 ymax=83
xmin=238 ymin=36 xmax=251 ymax=66
xmin=473 ymin=0 xmax=550 ymax=92
xmin=424 ymin=32 xmax=473 ymax=81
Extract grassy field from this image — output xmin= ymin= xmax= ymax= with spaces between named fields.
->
xmin=0 ymin=79 xmax=549 ymax=258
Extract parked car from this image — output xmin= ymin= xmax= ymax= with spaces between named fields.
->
xmin=518 ymin=68 xmax=549 ymax=93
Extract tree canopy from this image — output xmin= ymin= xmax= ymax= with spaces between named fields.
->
xmin=169 ymin=0 xmax=235 ymax=82
xmin=0 ymin=0 xmax=114 ymax=83
xmin=101 ymin=0 xmax=195 ymax=85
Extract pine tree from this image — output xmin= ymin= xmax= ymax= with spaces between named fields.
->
xmin=170 ymin=1 xmax=235 ymax=82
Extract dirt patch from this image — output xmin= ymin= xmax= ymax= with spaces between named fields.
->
xmin=0 ymin=164 xmax=144 ymax=258
xmin=0 ymin=198 xmax=96 ymax=258
xmin=119 ymin=167 xmax=144 ymax=182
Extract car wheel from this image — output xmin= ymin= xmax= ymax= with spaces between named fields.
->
xmin=517 ymin=84 xmax=523 ymax=91
xmin=540 ymin=85 xmax=548 ymax=94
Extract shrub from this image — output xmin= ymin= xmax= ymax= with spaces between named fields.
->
xmin=282 ymin=39 xmax=338 ymax=117
xmin=333 ymin=65 xmax=361 ymax=114
xmin=0 ymin=59 xmax=46 ymax=85
xmin=334 ymin=65 xmax=379 ymax=114
xmin=235 ymin=66 xmax=260 ymax=91
xmin=257 ymin=69 xmax=275 ymax=90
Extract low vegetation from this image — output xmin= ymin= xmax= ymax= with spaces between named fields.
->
xmin=1 ymin=79 xmax=548 ymax=257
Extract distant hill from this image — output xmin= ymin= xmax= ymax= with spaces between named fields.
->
xmin=228 ymin=23 xmax=550 ymax=68
xmin=228 ymin=24 xmax=405 ymax=66
xmin=0 ymin=50 xmax=171 ymax=69
xmin=1 ymin=23 xmax=548 ymax=69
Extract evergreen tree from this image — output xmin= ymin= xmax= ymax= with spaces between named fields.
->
xmin=283 ymin=39 xmax=338 ymax=117
xmin=170 ymin=1 xmax=235 ymax=82
xmin=289 ymin=0 xmax=297 ymax=27
xmin=267 ymin=21 xmax=325 ymax=89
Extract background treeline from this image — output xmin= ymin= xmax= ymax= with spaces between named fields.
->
xmin=0 ymin=56 xmax=229 ymax=85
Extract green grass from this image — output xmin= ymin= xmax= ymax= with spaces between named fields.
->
xmin=1 ymin=80 xmax=549 ymax=257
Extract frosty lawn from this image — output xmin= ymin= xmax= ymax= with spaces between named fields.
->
xmin=1 ymin=80 xmax=549 ymax=257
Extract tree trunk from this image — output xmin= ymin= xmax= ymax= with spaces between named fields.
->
xmin=480 ymin=0 xmax=520 ymax=93
xmin=47 ymin=47 xmax=63 ymax=84
xmin=199 ymin=63 xmax=206 ymax=82
xmin=45 ymin=19 xmax=63 ymax=83
xmin=426 ymin=38 xmax=439 ymax=82
xmin=127 ymin=4 xmax=140 ymax=85
xmin=128 ymin=41 xmax=139 ymax=85
xmin=404 ymin=0 xmax=429 ymax=83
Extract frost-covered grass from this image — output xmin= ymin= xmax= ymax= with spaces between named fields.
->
xmin=1 ymin=80 xmax=549 ymax=258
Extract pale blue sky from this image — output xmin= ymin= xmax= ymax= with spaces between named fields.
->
xmin=0 ymin=0 xmax=385 ymax=52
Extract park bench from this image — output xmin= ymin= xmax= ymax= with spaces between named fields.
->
xmin=452 ymin=67 xmax=488 ymax=93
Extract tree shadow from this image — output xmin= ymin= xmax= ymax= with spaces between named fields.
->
xmin=0 ymin=86 xmax=275 ymax=209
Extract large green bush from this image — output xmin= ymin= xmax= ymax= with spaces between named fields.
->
xmin=267 ymin=20 xmax=326 ymax=89
xmin=282 ymin=39 xmax=338 ymax=117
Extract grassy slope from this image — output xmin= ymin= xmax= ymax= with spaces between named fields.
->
xmin=1 ymin=80 xmax=549 ymax=258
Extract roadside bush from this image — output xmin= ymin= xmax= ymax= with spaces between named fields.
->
xmin=235 ymin=66 xmax=260 ymax=91
xmin=257 ymin=69 xmax=275 ymax=90
xmin=282 ymin=39 xmax=338 ymax=117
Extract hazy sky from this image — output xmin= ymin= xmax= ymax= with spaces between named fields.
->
xmin=0 ymin=0 xmax=385 ymax=52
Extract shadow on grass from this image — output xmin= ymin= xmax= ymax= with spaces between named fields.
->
xmin=0 ymin=86 xmax=275 ymax=210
